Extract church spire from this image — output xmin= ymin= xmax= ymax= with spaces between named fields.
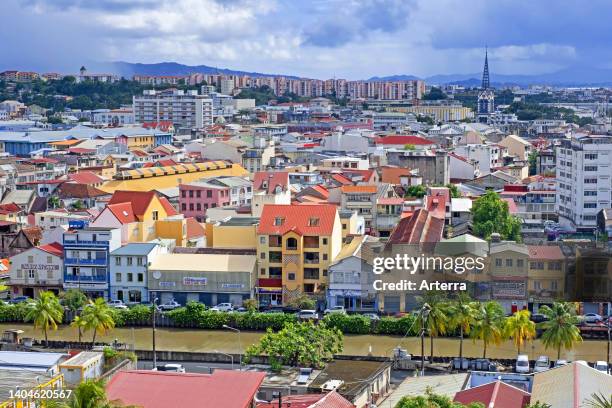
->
xmin=481 ymin=46 xmax=490 ymax=89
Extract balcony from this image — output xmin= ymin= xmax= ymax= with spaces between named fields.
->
xmin=64 ymin=258 xmax=107 ymax=266
xmin=304 ymin=253 xmax=320 ymax=265
xmin=63 ymin=238 xmax=109 ymax=247
xmin=64 ymin=274 xmax=107 ymax=283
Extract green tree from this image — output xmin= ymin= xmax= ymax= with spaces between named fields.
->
xmin=245 ymin=321 xmax=342 ymax=370
xmin=48 ymin=196 xmax=61 ymax=209
xmin=504 ymin=310 xmax=536 ymax=354
xmin=395 ymin=389 xmax=483 ymax=408
xmin=82 ymin=298 xmax=115 ymax=346
xmin=471 ymin=191 xmax=522 ymax=241
xmin=418 ymin=291 xmax=449 ymax=360
xmin=405 ymin=185 xmax=427 ymax=198
xmin=61 ymin=289 xmax=87 ymax=312
xmin=286 ymin=294 xmax=316 ymax=310
xmin=46 ymin=378 xmax=124 ymax=408
xmin=470 ymin=301 xmax=506 ymax=358
xmin=448 ymin=293 xmax=477 ymax=362
xmin=423 ymin=87 xmax=448 ymax=100
xmin=242 ymin=298 xmax=259 ymax=312
xmin=24 ymin=291 xmax=64 ymax=346
xmin=538 ymin=302 xmax=582 ymax=360
xmin=71 ymin=315 xmax=87 ymax=343
xmin=525 ymin=402 xmax=552 ymax=408
xmin=446 ymin=184 xmax=461 ymax=198
xmin=585 ymin=393 xmax=612 ymax=408
xmin=528 ymin=150 xmax=538 ymax=176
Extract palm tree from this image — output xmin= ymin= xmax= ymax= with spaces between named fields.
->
xmin=46 ymin=378 xmax=124 ymax=408
xmin=71 ymin=315 xmax=87 ymax=343
xmin=82 ymin=298 xmax=115 ymax=346
xmin=470 ymin=301 xmax=506 ymax=358
xmin=585 ymin=393 xmax=612 ymax=408
xmin=418 ymin=291 xmax=449 ymax=360
xmin=448 ymin=293 xmax=477 ymax=362
xmin=504 ymin=309 xmax=536 ymax=354
xmin=538 ymin=302 xmax=582 ymax=360
xmin=24 ymin=291 xmax=64 ymax=347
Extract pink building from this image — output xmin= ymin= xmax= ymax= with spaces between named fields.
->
xmin=179 ymin=182 xmax=230 ymax=221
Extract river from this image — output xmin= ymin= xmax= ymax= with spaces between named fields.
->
xmin=2 ymin=323 xmax=607 ymax=362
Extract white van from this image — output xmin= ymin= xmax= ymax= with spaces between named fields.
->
xmin=594 ymin=361 xmax=609 ymax=374
xmin=516 ymin=354 xmax=530 ymax=373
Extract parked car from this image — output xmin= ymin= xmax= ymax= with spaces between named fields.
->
xmin=362 ymin=313 xmax=380 ymax=321
xmin=554 ymin=359 xmax=568 ymax=367
xmin=582 ymin=313 xmax=603 ymax=323
xmin=323 ymin=306 xmax=347 ymax=315
xmin=515 ymin=354 xmax=530 ymax=373
xmin=210 ymin=303 xmax=234 ymax=312
xmin=297 ymin=310 xmax=319 ymax=320
xmin=234 ymin=307 xmax=248 ymax=313
xmin=594 ymin=361 xmax=609 ymax=374
xmin=10 ymin=296 xmax=30 ymax=304
xmin=154 ymin=363 xmax=185 ymax=373
xmin=534 ymin=356 xmax=550 ymax=373
xmin=108 ymin=300 xmax=128 ymax=309
xmin=530 ymin=313 xmax=548 ymax=323
xmin=159 ymin=300 xmax=181 ymax=311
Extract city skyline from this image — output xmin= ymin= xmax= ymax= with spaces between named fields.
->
xmin=4 ymin=0 xmax=612 ymax=81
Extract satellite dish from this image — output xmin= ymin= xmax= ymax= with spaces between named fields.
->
xmin=152 ymin=271 xmax=161 ymax=280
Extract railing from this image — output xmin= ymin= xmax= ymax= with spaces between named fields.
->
xmin=304 ymin=256 xmax=320 ymax=264
xmin=64 ymin=274 xmax=107 ymax=282
xmin=64 ymin=258 xmax=107 ymax=265
xmin=63 ymin=239 xmax=109 ymax=247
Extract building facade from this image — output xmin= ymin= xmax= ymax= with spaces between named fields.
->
xmin=133 ymin=89 xmax=213 ymax=129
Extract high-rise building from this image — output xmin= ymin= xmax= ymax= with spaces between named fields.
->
xmin=133 ymin=89 xmax=213 ymax=129
xmin=556 ymin=134 xmax=612 ymax=228
xmin=477 ymin=48 xmax=495 ymax=120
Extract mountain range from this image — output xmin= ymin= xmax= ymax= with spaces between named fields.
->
xmin=93 ymin=61 xmax=612 ymax=87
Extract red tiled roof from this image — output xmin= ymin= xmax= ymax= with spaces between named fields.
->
xmin=57 ymin=183 xmax=110 ymax=199
xmin=378 ymin=197 xmax=403 ymax=205
xmin=106 ymin=202 xmax=137 ymax=224
xmin=67 ymin=147 xmax=96 ymax=154
xmin=311 ymin=185 xmax=329 ymax=199
xmin=331 ymin=173 xmax=353 ymax=186
xmin=68 ymin=171 xmax=104 ymax=185
xmin=527 ymin=245 xmax=564 ymax=260
xmin=38 ymin=242 xmax=63 ymax=258
xmin=186 ymin=218 xmax=205 ymax=239
xmin=108 ymin=191 xmax=156 ymax=218
xmin=340 ymin=185 xmax=377 ymax=194
xmin=454 ymin=381 xmax=531 ymax=408
xmin=0 ymin=202 xmax=22 ymax=214
xmin=253 ymin=171 xmax=289 ymax=194
xmin=257 ymin=390 xmax=355 ymax=408
xmin=159 ymin=197 xmax=178 ymax=216
xmin=142 ymin=121 xmax=173 ymax=132
xmin=106 ymin=370 xmax=265 ymax=408
xmin=257 ymin=204 xmax=338 ymax=236
xmin=426 ymin=187 xmax=450 ymax=219
xmin=387 ymin=209 xmax=444 ymax=245
xmin=374 ymin=135 xmax=435 ymax=146
xmin=380 ymin=166 xmax=412 ymax=184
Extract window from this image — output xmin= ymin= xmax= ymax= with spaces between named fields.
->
xmin=286 ymin=237 xmax=298 ymax=250
xmin=517 ymin=259 xmax=524 ymax=268
xmin=506 ymin=259 xmax=513 ymax=267
xmin=304 ymin=268 xmax=319 ymax=279
xmin=584 ymin=203 xmax=597 ymax=208
xmin=584 ymin=165 xmax=598 ymax=171
xmin=182 ymin=203 xmax=186 ymax=211
xmin=274 ymin=217 xmax=284 ymax=226
xmin=206 ymin=190 xmax=212 ymax=198
xmin=47 ymin=256 xmax=52 ymax=263
xmin=196 ymin=203 xmax=201 ymax=211
xmin=260 ymin=252 xmax=265 ymax=260
xmin=28 ymin=256 xmax=34 ymax=263
xmin=323 ymin=269 xmax=328 ymax=276
xmin=189 ymin=190 xmax=194 ymax=198
xmin=585 ymin=154 xmax=598 ymax=160
xmin=495 ymin=258 xmax=502 ymax=267
xmin=127 ymin=273 xmax=133 ymax=282
xmin=152 ymin=211 xmax=159 ymax=221
xmin=137 ymin=273 xmax=144 ymax=282
xmin=196 ymin=190 xmax=201 ymax=198
xmin=551 ymin=280 xmax=558 ymax=290
xmin=259 ymin=236 xmax=266 ymax=244
xmin=585 ymin=191 xmax=597 ymax=196
xmin=534 ymin=281 xmax=541 ymax=290
xmin=322 ymin=238 xmax=328 ymax=245
xmin=127 ymin=257 xmax=133 ymax=266
xmin=260 ymin=268 xmax=266 ymax=276
xmin=308 ymin=217 xmax=319 ymax=226
xmin=28 ymin=270 xmax=35 ymax=279
xmin=322 ymin=254 xmax=328 ymax=261
xmin=288 ymin=272 xmax=295 ymax=280
xmin=181 ymin=190 xmax=186 ymax=198
xmin=116 ymin=273 xmax=121 ymax=282
xmin=585 ymin=178 xmax=597 ymax=184
xmin=269 ymin=267 xmax=282 ymax=278
xmin=189 ymin=203 xmax=194 ymax=211
xmin=115 ymin=257 xmax=121 ymax=266
xmin=137 ymin=257 xmax=143 ymax=266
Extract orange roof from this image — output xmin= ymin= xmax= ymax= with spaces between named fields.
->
xmin=186 ymin=218 xmax=205 ymax=239
xmin=159 ymin=197 xmax=178 ymax=216
xmin=108 ymin=191 xmax=156 ymax=219
xmin=257 ymin=204 xmax=338 ymax=236
xmin=341 ymin=185 xmax=377 ymax=194
xmin=380 ymin=166 xmax=412 ymax=184
xmin=527 ymin=245 xmax=564 ymax=260
xmin=106 ymin=202 xmax=137 ymax=224
xmin=38 ymin=242 xmax=64 ymax=258
xmin=253 ymin=171 xmax=289 ymax=194
xmin=49 ymin=139 xmax=83 ymax=147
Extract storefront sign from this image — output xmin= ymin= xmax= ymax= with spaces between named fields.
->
xmin=159 ymin=281 xmax=176 ymax=287
xmin=20 ymin=264 xmax=60 ymax=271
xmin=183 ymin=277 xmax=207 ymax=286
xmin=220 ymin=283 xmax=244 ymax=289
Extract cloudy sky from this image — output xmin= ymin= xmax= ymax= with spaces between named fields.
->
xmin=1 ymin=0 xmax=609 ymax=79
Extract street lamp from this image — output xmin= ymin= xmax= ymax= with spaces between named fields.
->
xmin=420 ymin=303 xmax=431 ymax=377
xmin=223 ymin=325 xmax=242 ymax=370
xmin=152 ymin=297 xmax=158 ymax=370
xmin=214 ymin=350 xmax=234 ymax=370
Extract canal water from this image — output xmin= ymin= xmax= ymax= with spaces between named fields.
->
xmin=1 ymin=323 xmax=607 ymax=362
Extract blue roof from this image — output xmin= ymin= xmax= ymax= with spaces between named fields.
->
xmin=111 ymin=243 xmax=158 ymax=256
xmin=0 ymin=125 xmax=170 ymax=144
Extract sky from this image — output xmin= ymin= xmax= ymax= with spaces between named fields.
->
xmin=1 ymin=0 xmax=610 ymax=80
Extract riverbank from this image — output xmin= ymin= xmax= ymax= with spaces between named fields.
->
xmin=2 ymin=323 xmax=608 ymax=362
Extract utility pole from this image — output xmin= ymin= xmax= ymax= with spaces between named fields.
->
xmin=420 ymin=303 xmax=431 ymax=377
xmin=152 ymin=296 xmax=158 ymax=369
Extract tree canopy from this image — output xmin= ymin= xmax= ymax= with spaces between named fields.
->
xmin=471 ymin=191 xmax=522 ymax=241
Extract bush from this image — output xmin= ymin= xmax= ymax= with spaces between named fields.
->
xmin=373 ymin=315 xmax=419 ymax=336
xmin=0 ymin=302 xmax=31 ymax=322
xmin=286 ymin=294 xmax=316 ymax=310
xmin=322 ymin=314 xmax=371 ymax=334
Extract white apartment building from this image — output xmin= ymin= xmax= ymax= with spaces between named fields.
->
xmin=133 ymin=90 xmax=213 ymax=129
xmin=92 ymin=109 xmax=135 ymax=126
xmin=556 ymin=134 xmax=612 ymax=228
xmin=454 ymin=144 xmax=503 ymax=176
xmin=110 ymin=243 xmax=166 ymax=303
xmin=319 ymin=156 xmax=370 ymax=171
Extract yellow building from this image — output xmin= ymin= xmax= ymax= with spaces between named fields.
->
xmin=100 ymin=161 xmax=248 ymax=193
xmin=390 ymin=105 xmax=474 ymax=122
xmin=527 ymin=245 xmax=566 ymax=305
xmin=207 ymin=217 xmax=259 ymax=249
xmin=256 ymin=204 xmax=343 ymax=305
